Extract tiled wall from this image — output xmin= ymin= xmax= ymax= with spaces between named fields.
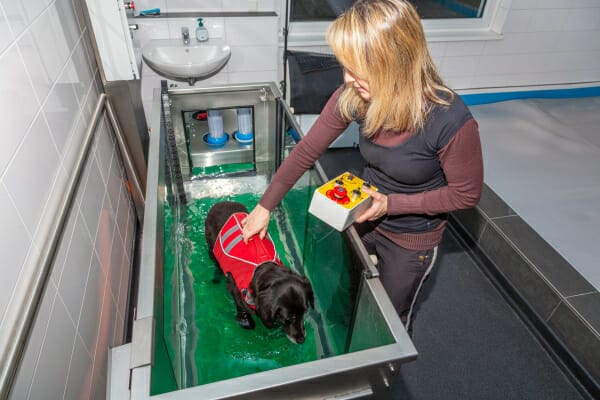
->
xmin=133 ymin=1 xmax=281 ymax=124
xmin=433 ymin=0 xmax=600 ymax=91
xmin=134 ymin=0 xmax=600 ymax=125
xmin=0 ymin=1 xmax=135 ymax=399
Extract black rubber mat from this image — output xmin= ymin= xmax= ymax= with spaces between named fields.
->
xmin=393 ymin=228 xmax=586 ymax=400
xmin=317 ymin=148 xmax=589 ymax=400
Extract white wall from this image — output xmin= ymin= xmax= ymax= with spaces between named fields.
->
xmin=134 ymin=0 xmax=600 ymax=125
xmin=132 ymin=1 xmax=281 ymax=124
xmin=435 ymin=0 xmax=600 ymax=92
xmin=0 ymin=0 xmax=136 ymax=399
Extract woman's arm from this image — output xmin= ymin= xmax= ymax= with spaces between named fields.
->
xmin=242 ymin=87 xmax=349 ymax=242
xmin=259 ymin=87 xmax=350 ymax=211
xmin=386 ymin=118 xmax=483 ymax=215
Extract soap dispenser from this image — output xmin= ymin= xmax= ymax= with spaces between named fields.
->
xmin=195 ymin=18 xmax=209 ymax=42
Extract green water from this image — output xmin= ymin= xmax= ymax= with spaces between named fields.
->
xmin=149 ymin=165 xmax=396 ymax=395
xmin=191 ymin=162 xmax=255 ymax=178
xmin=152 ymin=190 xmax=333 ymax=394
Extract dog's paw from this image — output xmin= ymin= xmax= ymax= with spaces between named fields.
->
xmin=236 ymin=312 xmax=255 ymax=330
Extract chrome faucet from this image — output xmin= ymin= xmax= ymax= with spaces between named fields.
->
xmin=181 ymin=27 xmax=190 ymax=45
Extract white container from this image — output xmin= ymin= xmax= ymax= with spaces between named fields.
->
xmin=207 ymin=109 xmax=224 ymax=139
xmin=237 ymin=108 xmax=253 ymax=134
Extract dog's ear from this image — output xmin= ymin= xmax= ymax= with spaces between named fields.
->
xmin=302 ymin=277 xmax=314 ymax=309
xmin=256 ymin=296 xmax=278 ymax=328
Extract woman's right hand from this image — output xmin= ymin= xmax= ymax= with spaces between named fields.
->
xmin=242 ymin=204 xmax=270 ymax=243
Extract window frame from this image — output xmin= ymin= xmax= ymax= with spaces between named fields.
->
xmin=287 ymin=0 xmax=507 ymax=45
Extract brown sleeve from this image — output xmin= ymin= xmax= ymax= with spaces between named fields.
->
xmin=387 ymin=118 xmax=483 ymax=215
xmin=259 ymin=87 xmax=349 ymax=210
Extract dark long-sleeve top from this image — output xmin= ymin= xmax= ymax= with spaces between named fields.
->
xmin=260 ymin=87 xmax=483 ymax=250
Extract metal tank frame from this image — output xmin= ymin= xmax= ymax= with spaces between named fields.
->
xmin=108 ymin=82 xmax=417 ymax=400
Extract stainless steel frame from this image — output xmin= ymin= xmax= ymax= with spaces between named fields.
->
xmin=124 ymin=83 xmax=417 ymax=400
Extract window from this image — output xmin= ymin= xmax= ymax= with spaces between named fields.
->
xmin=291 ymin=0 xmax=488 ymax=21
xmin=288 ymin=0 xmax=504 ymax=44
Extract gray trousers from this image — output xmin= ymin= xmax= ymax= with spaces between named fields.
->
xmin=359 ymin=225 xmax=438 ymax=330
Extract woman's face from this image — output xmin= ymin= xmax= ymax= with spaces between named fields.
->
xmin=344 ymin=68 xmax=371 ymax=101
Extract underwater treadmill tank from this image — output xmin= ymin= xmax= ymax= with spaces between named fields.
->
xmin=113 ymin=83 xmax=417 ymax=400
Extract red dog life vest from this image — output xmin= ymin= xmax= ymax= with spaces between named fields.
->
xmin=213 ymin=212 xmax=282 ymax=309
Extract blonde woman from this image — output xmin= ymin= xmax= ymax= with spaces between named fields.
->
xmin=242 ymin=0 xmax=483 ymax=331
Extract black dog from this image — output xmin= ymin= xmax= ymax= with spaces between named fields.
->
xmin=205 ymin=201 xmax=314 ymax=344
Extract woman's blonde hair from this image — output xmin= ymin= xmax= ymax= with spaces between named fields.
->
xmin=326 ymin=0 xmax=452 ymax=136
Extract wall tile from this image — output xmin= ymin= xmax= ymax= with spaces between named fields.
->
xmin=42 ymin=72 xmax=80 ymax=155
xmin=116 ymin=243 xmax=131 ymax=323
xmin=70 ymin=0 xmax=86 ymax=33
xmin=478 ymin=185 xmax=516 ymax=219
xmin=564 ymin=7 xmax=600 ymax=31
xmin=107 ymin=236 xmax=125 ymax=304
xmin=502 ymin=9 xmax=533 ymax=33
xmin=79 ymin=158 xmax=106 ymax=241
xmin=57 ymin=210 xmax=93 ymax=323
xmin=427 ymin=42 xmax=447 ymax=58
xmin=168 ymin=0 xmax=222 ymax=12
xmin=440 ymin=55 xmax=478 ymax=78
xmin=78 ymin=253 xmax=106 ymax=356
xmin=529 ymin=9 xmax=569 ymax=32
xmin=451 ymin=208 xmax=487 ymax=242
xmin=49 ymin=189 xmax=78 ymax=285
xmin=555 ymin=30 xmax=600 ymax=52
xmin=113 ymin=311 xmax=125 ymax=347
xmin=2 ymin=113 xmax=60 ymax=234
xmin=509 ymin=0 xmax=536 ymax=9
xmin=54 ymin=0 xmax=81 ymax=50
xmin=538 ymin=0 xmax=572 ymax=8
xmin=8 ymin=281 xmax=56 ymax=399
xmin=494 ymin=216 xmax=596 ymax=297
xmin=64 ymin=334 xmax=93 ymax=400
xmin=547 ymin=301 xmax=600 ymax=380
xmin=566 ymin=292 xmax=600 ymax=334
xmin=445 ymin=41 xmax=486 ymax=57
xmin=0 ymin=44 xmax=40 ymax=175
xmin=0 ymin=183 xmax=31 ymax=323
xmin=106 ymin=158 xmax=124 ymax=217
xmin=25 ymin=4 xmax=72 ymax=102
xmin=89 ymin=282 xmax=112 ymax=400
xmin=229 ymin=69 xmax=277 ymax=84
xmin=21 ymin=0 xmax=52 ymax=24
xmin=223 ymin=0 xmax=257 ymax=11
xmin=95 ymin=194 xmax=117 ymax=285
xmin=224 ymin=17 xmax=278 ymax=46
xmin=28 ymin=295 xmax=76 ymax=400
xmin=483 ymin=31 xmax=560 ymax=55
xmin=93 ymin=119 xmax=115 ymax=187
xmin=479 ymin=220 xmax=562 ymax=319
xmin=257 ymin=0 xmax=276 ymax=11
xmin=0 ymin=4 xmax=14 ymax=54
xmin=71 ymin=39 xmax=94 ymax=107
xmin=228 ymin=45 xmax=278 ymax=72
xmin=0 ymin=1 xmax=27 ymax=38
xmin=116 ymin=185 xmax=131 ymax=247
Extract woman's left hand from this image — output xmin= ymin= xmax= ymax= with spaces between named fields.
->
xmin=355 ymin=187 xmax=388 ymax=223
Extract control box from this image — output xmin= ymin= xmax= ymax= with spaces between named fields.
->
xmin=308 ymin=172 xmax=376 ymax=231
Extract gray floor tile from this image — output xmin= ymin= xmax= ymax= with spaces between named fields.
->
xmin=494 ymin=216 xmax=596 ymax=297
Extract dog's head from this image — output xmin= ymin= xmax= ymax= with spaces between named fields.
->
xmin=253 ymin=264 xmax=314 ymax=344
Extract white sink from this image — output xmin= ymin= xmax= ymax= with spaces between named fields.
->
xmin=142 ymin=39 xmax=231 ymax=84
